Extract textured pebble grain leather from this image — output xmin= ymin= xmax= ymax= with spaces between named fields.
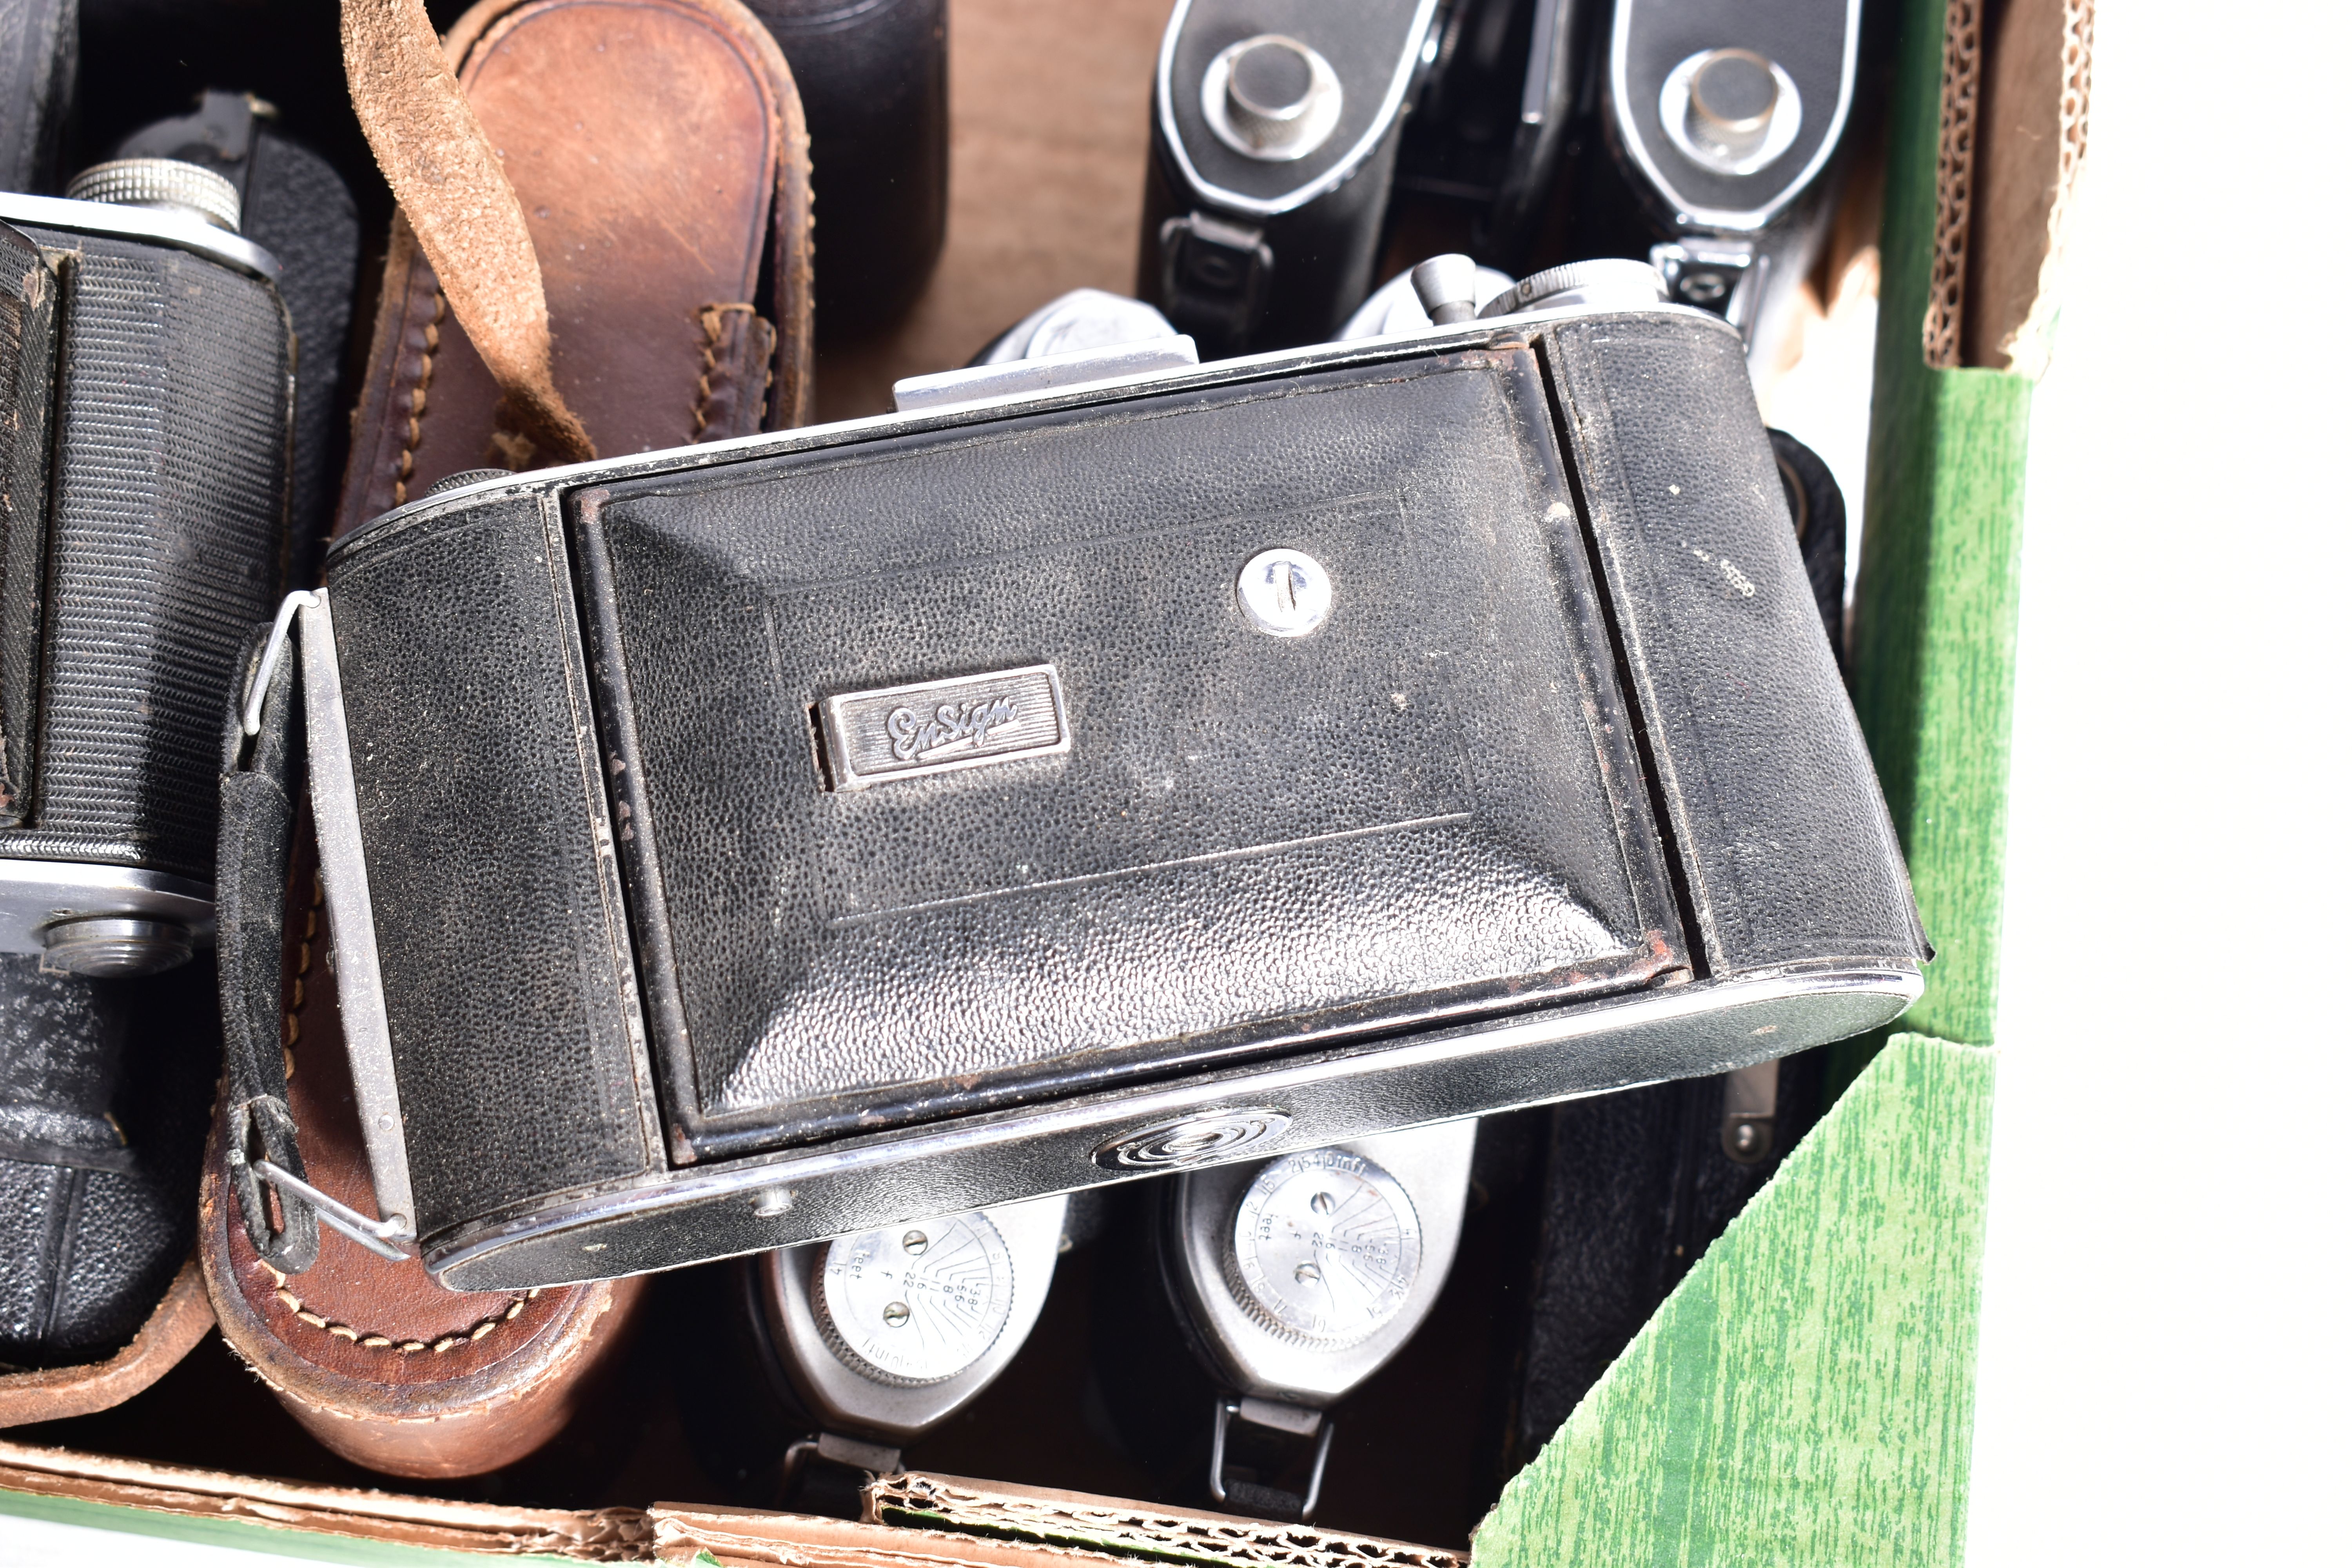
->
xmin=326 ymin=345 xmax=1696 ymax=1209
xmin=1543 ymin=314 xmax=1925 ymax=974
xmin=579 ymin=348 xmax=1679 ymax=1154
xmin=328 ymin=502 xmax=662 ymax=1235
xmin=0 ymin=958 xmax=216 ymax=1370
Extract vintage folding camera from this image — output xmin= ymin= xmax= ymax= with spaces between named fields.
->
xmin=229 ymin=271 xmax=1925 ymax=1294
xmin=1139 ymin=0 xmax=1441 ymax=354
xmin=1564 ymin=0 xmax=1864 ymax=365
xmin=0 ymin=166 xmax=292 ymax=976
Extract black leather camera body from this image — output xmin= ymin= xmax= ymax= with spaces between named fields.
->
xmin=0 ymin=173 xmax=293 ymax=1362
xmin=234 ymin=293 xmax=1923 ymax=1293
xmin=0 ymin=183 xmax=292 ymax=978
xmin=1566 ymin=0 xmax=1864 ymax=365
xmin=1140 ymin=0 xmax=1440 ymax=355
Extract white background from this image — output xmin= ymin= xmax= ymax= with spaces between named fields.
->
xmin=1963 ymin=0 xmax=2351 ymax=1560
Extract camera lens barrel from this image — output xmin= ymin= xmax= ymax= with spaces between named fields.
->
xmin=39 ymin=917 xmax=194 ymax=979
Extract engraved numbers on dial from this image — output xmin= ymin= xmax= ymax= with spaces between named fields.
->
xmin=815 ymin=1211 xmax=1014 ymax=1387
xmin=1229 ymin=1148 xmax=1422 ymax=1347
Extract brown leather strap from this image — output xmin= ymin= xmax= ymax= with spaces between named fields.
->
xmin=341 ymin=0 xmax=596 ymax=466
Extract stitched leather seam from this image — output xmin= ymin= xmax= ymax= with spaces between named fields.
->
xmin=692 ymin=302 xmax=758 ymax=441
xmin=272 ymin=869 xmax=537 ymax=1358
xmin=261 ymin=1261 xmax=541 ymax=1356
xmin=392 ymin=291 xmax=448 ymax=508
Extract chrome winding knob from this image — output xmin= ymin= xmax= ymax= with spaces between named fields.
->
xmin=814 ymin=1210 xmax=1016 ymax=1387
xmin=1660 ymin=48 xmax=1803 ymax=177
xmin=1203 ymin=35 xmax=1344 ymax=163
xmin=66 ymin=158 xmax=243 ymax=233
xmin=1228 ymin=1147 xmax=1423 ymax=1348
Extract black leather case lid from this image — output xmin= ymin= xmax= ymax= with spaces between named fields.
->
xmin=580 ymin=347 xmax=1681 ymax=1159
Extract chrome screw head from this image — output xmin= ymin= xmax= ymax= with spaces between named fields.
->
xmin=1237 ymin=548 xmax=1333 ymax=638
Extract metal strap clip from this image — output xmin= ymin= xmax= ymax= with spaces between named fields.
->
xmin=241 ymin=590 xmax=318 ymax=737
xmin=253 ymin=1160 xmax=415 ymax=1262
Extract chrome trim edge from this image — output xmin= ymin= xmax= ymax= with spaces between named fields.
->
xmin=0 ymin=191 xmax=283 ymax=280
xmin=298 ymin=591 xmax=418 ymax=1234
xmin=427 ymin=964 xmax=1920 ymax=1289
xmin=1153 ymin=0 xmax=1445 ymax=221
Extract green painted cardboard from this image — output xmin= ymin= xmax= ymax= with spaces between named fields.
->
xmin=1475 ymin=0 xmax=2040 ymax=1552
xmin=1475 ymin=1034 xmax=1993 ymax=1567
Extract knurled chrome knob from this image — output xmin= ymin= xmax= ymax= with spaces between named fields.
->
xmin=1478 ymin=258 xmax=1669 ymax=318
xmin=65 ymin=158 xmax=242 ymax=233
xmin=813 ymin=1211 xmax=1015 ymax=1387
xmin=1203 ymin=34 xmax=1344 ymax=163
xmin=423 ymin=468 xmax=514 ymax=499
xmin=1228 ymin=1148 xmax=1423 ymax=1348
xmin=40 ymin=917 xmax=194 ymax=978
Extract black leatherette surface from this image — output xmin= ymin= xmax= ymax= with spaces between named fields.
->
xmin=321 ymin=321 xmax=1922 ymax=1247
xmin=327 ymin=497 xmax=660 ymax=1234
xmin=0 ymin=955 xmax=215 ymax=1367
xmin=1543 ymin=313 xmax=1923 ymax=975
xmin=582 ymin=350 xmax=1677 ymax=1154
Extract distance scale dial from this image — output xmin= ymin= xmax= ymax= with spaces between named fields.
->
xmin=814 ymin=1210 xmax=1014 ymax=1387
xmin=1227 ymin=1147 xmax=1422 ymax=1348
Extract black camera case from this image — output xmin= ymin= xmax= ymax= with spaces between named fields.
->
xmin=235 ymin=299 xmax=1922 ymax=1292
xmin=749 ymin=0 xmax=948 ymax=340
xmin=1140 ymin=0 xmax=1438 ymax=354
xmin=0 ymin=193 xmax=292 ymax=968
xmin=1564 ymin=0 xmax=1864 ymax=362
xmin=0 ymin=181 xmax=294 ymax=1361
